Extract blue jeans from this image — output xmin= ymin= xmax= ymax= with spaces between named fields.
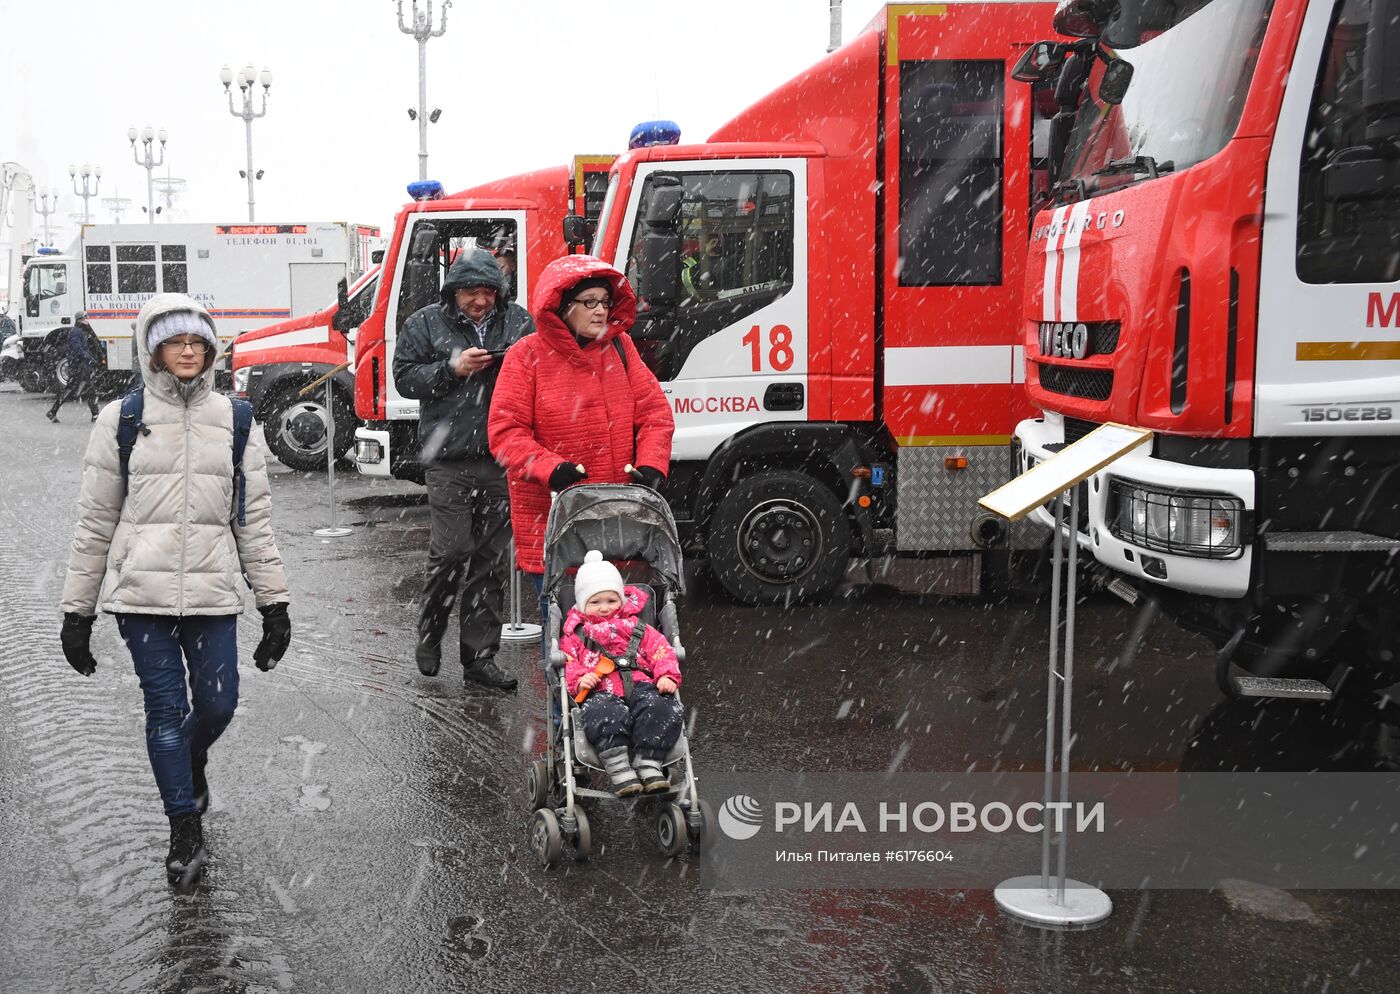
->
xmin=117 ymin=615 xmax=240 ymax=817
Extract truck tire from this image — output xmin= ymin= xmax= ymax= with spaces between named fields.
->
xmin=49 ymin=355 xmax=70 ymax=392
xmin=707 ymin=469 xmax=851 ymax=604
xmin=18 ymin=364 xmax=46 ymax=393
xmin=263 ymin=384 xmax=356 ymax=472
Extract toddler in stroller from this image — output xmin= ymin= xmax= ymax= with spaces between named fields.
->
xmin=526 ymin=483 xmax=714 ymax=867
xmin=563 ymin=551 xmax=684 ymax=796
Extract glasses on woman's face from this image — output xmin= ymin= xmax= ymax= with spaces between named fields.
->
xmin=161 ymin=338 xmax=210 ymax=355
xmin=570 ymin=296 xmax=612 ymax=311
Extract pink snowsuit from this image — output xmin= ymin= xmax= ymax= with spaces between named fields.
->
xmin=561 ymin=585 xmax=682 ymax=699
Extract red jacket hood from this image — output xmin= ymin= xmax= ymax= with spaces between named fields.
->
xmin=528 ymin=255 xmax=637 ymax=364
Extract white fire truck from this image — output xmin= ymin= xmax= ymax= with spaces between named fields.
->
xmin=15 ymin=221 xmax=379 ymax=390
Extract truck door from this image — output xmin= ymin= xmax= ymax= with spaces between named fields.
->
xmin=1256 ymin=0 xmax=1400 ymax=435
xmin=290 ymin=262 xmax=345 ymax=315
xmin=381 ymin=210 xmax=527 ymax=419
xmin=23 ymin=262 xmax=69 ymax=332
xmin=614 ymin=160 xmax=806 ymax=461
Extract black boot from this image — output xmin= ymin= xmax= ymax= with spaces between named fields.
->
xmin=165 ymin=812 xmax=207 ymax=887
xmin=462 ymin=655 xmax=517 ymax=690
xmin=415 ymin=639 xmax=442 ymax=676
xmin=191 ymin=752 xmax=209 ymax=814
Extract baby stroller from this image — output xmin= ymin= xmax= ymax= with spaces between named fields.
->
xmin=526 ymin=483 xmax=715 ymax=867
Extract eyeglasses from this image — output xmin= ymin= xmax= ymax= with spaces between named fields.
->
xmin=161 ymin=339 xmax=210 ymax=355
xmin=570 ymin=297 xmax=612 ymax=311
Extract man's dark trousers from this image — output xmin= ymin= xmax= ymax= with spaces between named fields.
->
xmin=418 ymin=457 xmax=511 ymax=663
xmin=47 ymin=366 xmax=99 ymax=419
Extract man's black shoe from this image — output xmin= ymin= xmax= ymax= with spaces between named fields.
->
xmin=46 ymin=411 xmax=58 ymax=423
xmin=416 ymin=640 xmax=442 ymax=676
xmin=463 ymin=656 xmax=517 ymax=690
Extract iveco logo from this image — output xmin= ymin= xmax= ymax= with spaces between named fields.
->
xmin=1040 ymin=322 xmax=1091 ymax=360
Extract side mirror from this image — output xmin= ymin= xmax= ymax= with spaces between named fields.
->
xmin=1012 ymin=41 xmax=1070 ymax=83
xmin=634 ymin=184 xmax=685 ymax=306
xmin=1048 ymin=111 xmax=1076 ymax=186
xmin=1055 ymin=52 xmax=1091 ymax=110
xmin=371 ymin=249 xmax=385 ymax=265
xmin=330 ymin=277 xmax=351 ymax=334
xmin=562 ymin=214 xmax=590 ymax=250
xmin=1097 ymin=58 xmax=1134 ymax=106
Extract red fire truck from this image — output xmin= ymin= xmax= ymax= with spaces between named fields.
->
xmin=350 ymin=156 xmax=615 ymax=481
xmin=231 ymin=263 xmax=380 ymax=470
xmin=574 ymin=1 xmax=1056 ymax=602
xmin=1011 ymin=0 xmax=1399 ymax=695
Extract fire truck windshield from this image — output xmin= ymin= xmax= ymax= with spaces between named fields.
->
xmin=1057 ymin=0 xmax=1273 ymax=199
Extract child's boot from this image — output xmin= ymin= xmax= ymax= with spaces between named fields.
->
xmin=635 ymin=757 xmax=671 ymax=793
xmin=600 ymin=746 xmax=642 ymax=797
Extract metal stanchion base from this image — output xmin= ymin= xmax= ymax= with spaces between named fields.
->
xmin=994 ymin=876 xmax=1112 ymax=928
xmin=500 ymin=622 xmax=542 ymax=641
xmin=314 ymin=526 xmax=354 ymax=538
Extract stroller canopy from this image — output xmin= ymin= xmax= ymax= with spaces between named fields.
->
xmin=543 ymin=484 xmax=684 ymax=596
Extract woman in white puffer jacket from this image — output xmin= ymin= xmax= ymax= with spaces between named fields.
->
xmin=59 ymin=292 xmax=291 ymax=887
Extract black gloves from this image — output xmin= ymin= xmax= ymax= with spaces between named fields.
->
xmin=61 ymin=613 xmax=97 ymax=676
xmin=254 ymin=603 xmax=291 ymax=672
xmin=549 ymin=462 xmax=587 ymax=492
xmin=631 ymin=465 xmax=666 ymax=491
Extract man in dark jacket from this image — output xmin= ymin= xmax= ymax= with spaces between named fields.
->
xmin=393 ymin=250 xmax=534 ymax=689
xmin=46 ymin=311 xmax=105 ymax=422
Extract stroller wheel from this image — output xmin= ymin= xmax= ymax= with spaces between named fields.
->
xmin=530 ymin=808 xmax=564 ymax=868
xmin=526 ymin=759 xmax=551 ymax=811
xmin=688 ymin=799 xmax=717 ymax=854
xmin=653 ymin=802 xmax=687 ymax=858
xmin=572 ymin=807 xmax=593 ymax=862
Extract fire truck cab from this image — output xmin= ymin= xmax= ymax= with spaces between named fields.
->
xmin=1012 ymin=0 xmax=1400 ymax=693
xmin=580 ymin=2 xmax=1056 ymax=602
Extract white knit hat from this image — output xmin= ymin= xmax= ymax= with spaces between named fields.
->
xmin=147 ymin=310 xmax=217 ymax=356
xmin=574 ymin=550 xmax=625 ymax=612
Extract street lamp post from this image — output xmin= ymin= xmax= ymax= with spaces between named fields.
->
xmin=396 ymin=0 xmax=450 ymax=181
xmin=33 ymin=187 xmax=59 ymax=245
xmin=221 ymin=64 xmax=272 ymax=223
xmin=128 ymin=126 xmax=168 ymax=224
xmin=68 ymin=163 xmax=102 ymax=224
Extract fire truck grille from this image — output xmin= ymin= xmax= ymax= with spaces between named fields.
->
xmin=1063 ymin=417 xmax=1100 ymax=444
xmin=1039 ymin=364 xmax=1114 ymax=401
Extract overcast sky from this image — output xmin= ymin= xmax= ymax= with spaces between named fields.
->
xmin=2 ymin=0 xmax=889 ymax=244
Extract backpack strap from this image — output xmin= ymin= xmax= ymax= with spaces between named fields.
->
xmin=230 ymin=398 xmax=254 ymax=527
xmin=611 ymin=335 xmax=628 ymax=371
xmin=116 ymin=389 xmax=148 ymax=499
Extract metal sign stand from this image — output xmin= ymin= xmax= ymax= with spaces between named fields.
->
xmin=311 ymin=377 xmax=352 ymax=539
xmin=500 ymin=540 xmax=541 ymax=641
xmin=992 ymin=484 xmax=1111 ymax=927
xmin=978 ymin=423 xmax=1153 ymax=930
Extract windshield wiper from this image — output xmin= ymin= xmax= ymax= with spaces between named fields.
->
xmin=1091 ymin=155 xmax=1175 ymax=180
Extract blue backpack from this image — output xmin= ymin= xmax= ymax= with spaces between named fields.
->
xmin=116 ymin=389 xmax=255 ymax=526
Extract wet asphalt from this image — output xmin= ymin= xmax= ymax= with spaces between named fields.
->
xmin=2 ymin=381 xmax=1398 ymax=994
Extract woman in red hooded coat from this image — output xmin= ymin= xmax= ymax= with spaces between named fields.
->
xmin=487 ymin=255 xmax=674 ymax=588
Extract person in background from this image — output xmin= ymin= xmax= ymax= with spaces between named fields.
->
xmin=393 ymin=250 xmax=534 ymax=689
xmin=59 ymin=293 xmax=291 ymax=887
xmin=47 ymin=310 xmax=105 ymax=422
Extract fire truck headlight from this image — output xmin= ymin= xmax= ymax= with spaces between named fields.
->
xmin=1110 ymin=482 xmax=1244 ymax=559
xmin=232 ymin=366 xmax=250 ymax=394
xmin=355 ymin=438 xmax=384 ymax=465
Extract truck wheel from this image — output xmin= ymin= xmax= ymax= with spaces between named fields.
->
xmin=49 ymin=355 xmax=71 ymax=392
xmin=707 ymin=469 xmax=851 ymax=604
xmin=264 ymin=385 xmax=356 ymax=471
xmin=18 ymin=365 xmax=46 ymax=393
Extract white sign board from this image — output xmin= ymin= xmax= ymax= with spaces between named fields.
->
xmin=980 ymin=423 xmax=1153 ymax=522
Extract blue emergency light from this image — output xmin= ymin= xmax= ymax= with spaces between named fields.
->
xmin=407 ymin=180 xmax=445 ymax=201
xmin=629 ymin=120 xmax=682 ymax=149
xmin=35 ymin=246 xmax=61 ymax=255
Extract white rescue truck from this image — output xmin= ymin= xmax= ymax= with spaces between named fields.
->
xmin=16 ymin=221 xmax=379 ymax=389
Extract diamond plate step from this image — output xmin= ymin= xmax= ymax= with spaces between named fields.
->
xmin=1230 ymin=675 xmax=1334 ymax=701
xmin=1263 ymin=531 xmax=1400 ymax=553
